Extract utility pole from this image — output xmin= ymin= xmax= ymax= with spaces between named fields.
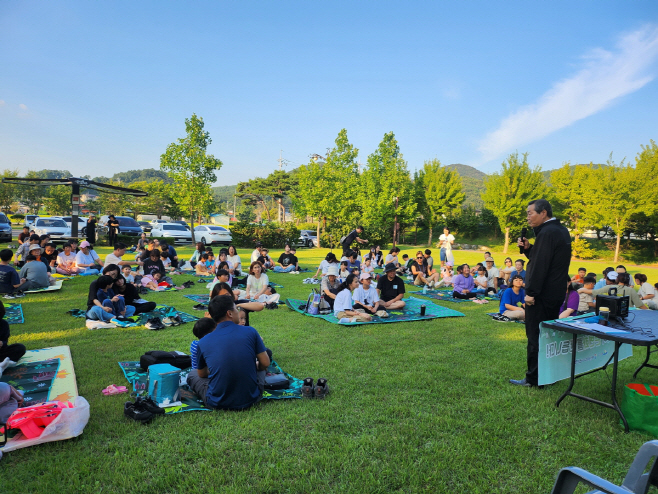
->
xmin=393 ymin=196 xmax=399 ymax=247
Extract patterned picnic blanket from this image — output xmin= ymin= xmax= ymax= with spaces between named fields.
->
xmin=131 ymin=305 xmax=200 ymax=325
xmin=5 ymin=303 xmax=24 ymax=324
xmin=118 ymin=360 xmax=303 ymax=414
xmin=184 ymin=294 xmax=285 ymax=306
xmin=0 ymin=359 xmax=60 ymax=407
xmin=485 ymin=312 xmax=525 ymax=324
xmin=286 ymin=296 xmax=464 ymax=325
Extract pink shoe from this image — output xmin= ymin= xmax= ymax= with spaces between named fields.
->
xmin=102 ymin=385 xmax=128 ymax=396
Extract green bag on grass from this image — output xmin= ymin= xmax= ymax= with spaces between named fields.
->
xmin=621 ymin=383 xmax=658 ymax=436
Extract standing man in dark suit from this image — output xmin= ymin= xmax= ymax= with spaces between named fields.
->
xmin=86 ymin=214 xmax=97 ymax=245
xmin=108 ymin=215 xmax=120 ymax=246
xmin=510 ymin=199 xmax=571 ymax=387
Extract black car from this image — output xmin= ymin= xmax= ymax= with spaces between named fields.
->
xmin=98 ymin=215 xmax=143 ymax=239
xmin=138 ymin=221 xmax=153 ymax=233
xmin=0 ymin=213 xmax=11 ymax=242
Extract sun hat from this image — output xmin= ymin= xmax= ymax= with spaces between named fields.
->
xmin=326 ymin=266 xmax=339 ymax=277
xmin=485 ymin=257 xmax=494 ymax=262
xmin=28 ymin=244 xmax=42 ymax=251
xmin=384 ymin=262 xmax=397 ymax=273
xmin=359 ymin=272 xmax=372 ymax=280
xmin=80 ymin=241 xmax=91 ymax=249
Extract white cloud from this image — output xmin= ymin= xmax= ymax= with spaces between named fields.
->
xmin=18 ymin=103 xmax=27 ymax=110
xmin=0 ymin=100 xmax=5 ymax=107
xmin=478 ymin=25 xmax=658 ymax=163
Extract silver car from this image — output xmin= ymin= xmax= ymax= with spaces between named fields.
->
xmin=32 ymin=218 xmax=72 ymax=239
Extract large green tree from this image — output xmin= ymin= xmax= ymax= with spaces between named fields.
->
xmin=549 ymin=163 xmax=600 ymax=239
xmin=360 ymin=132 xmax=416 ymax=246
xmin=0 ymin=169 xmax=19 ymax=213
xmin=415 ymin=159 xmax=465 ymax=246
xmin=160 ymin=114 xmax=223 ymax=242
xmin=236 ymin=170 xmax=297 ymax=223
xmin=481 ymin=152 xmax=547 ymax=253
xmin=44 ymin=185 xmax=72 ymax=215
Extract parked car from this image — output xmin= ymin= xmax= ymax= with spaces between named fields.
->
xmin=32 ymin=218 xmax=71 ymax=239
xmin=151 ymin=223 xmax=193 ymax=242
xmin=194 ymin=225 xmax=232 ymax=246
xmin=138 ymin=221 xmax=152 ymax=233
xmin=24 ymin=215 xmax=39 ymax=228
xmin=0 ymin=213 xmax=11 ymax=242
xmin=57 ymin=216 xmax=88 ymax=236
xmin=150 ymin=219 xmax=168 ymax=227
xmin=97 ymin=216 xmax=143 ymax=240
xmin=172 ymin=220 xmax=190 ymax=230
xmin=293 ymin=229 xmax=318 ymax=248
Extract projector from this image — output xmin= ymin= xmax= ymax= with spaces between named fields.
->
xmin=595 ymin=287 xmax=629 ymax=318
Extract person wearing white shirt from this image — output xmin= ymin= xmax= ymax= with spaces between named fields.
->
xmin=250 ymin=244 xmax=263 ymax=263
xmin=75 ymin=241 xmax=103 ymax=275
xmin=485 ymin=257 xmax=500 ymax=293
xmin=352 ymin=272 xmax=382 ymax=315
xmin=635 ymin=273 xmax=658 ymax=309
xmin=438 ymin=227 xmax=455 ymax=267
xmin=56 ymin=243 xmax=79 ymax=275
xmin=245 ymin=261 xmax=279 ymax=304
xmin=313 ymin=252 xmax=338 ymax=279
xmin=104 ymin=242 xmax=144 ymax=269
xmin=227 ymin=245 xmax=242 ymax=275
xmin=333 ymin=273 xmax=372 ymax=322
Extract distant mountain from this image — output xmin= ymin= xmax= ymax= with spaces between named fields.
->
xmin=212 ymin=185 xmax=239 ymax=206
xmin=446 ymin=164 xmax=487 ymax=208
xmin=93 ymin=168 xmax=172 ymax=184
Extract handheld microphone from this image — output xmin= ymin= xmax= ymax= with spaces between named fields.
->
xmin=519 ymin=227 xmax=527 ymax=254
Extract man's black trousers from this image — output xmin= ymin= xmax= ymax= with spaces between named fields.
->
xmin=525 ymin=298 xmax=562 ymax=385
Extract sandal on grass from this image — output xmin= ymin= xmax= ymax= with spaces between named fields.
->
xmin=102 ymin=385 xmax=128 ymax=396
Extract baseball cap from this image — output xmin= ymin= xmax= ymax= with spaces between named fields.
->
xmin=606 ymin=271 xmax=618 ymax=281
xmin=359 ymin=272 xmax=372 ymax=280
xmin=80 ymin=241 xmax=91 ymax=249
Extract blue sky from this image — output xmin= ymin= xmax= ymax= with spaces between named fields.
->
xmin=1 ymin=1 xmax=657 ymax=185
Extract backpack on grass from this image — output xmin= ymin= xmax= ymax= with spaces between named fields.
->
xmin=139 ymin=351 xmax=191 ymax=371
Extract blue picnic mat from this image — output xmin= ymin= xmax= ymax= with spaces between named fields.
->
xmin=285 ymin=296 xmax=463 ymax=325
xmin=415 ymin=290 xmax=495 ymax=304
xmin=5 ymin=303 xmax=24 ymax=324
xmin=118 ymin=359 xmax=303 ymax=414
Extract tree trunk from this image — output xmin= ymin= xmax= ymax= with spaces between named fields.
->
xmin=614 ymin=220 xmax=621 ymax=263
xmin=317 ymin=220 xmax=321 ymax=248
xmin=427 ymin=224 xmax=433 ymax=247
xmin=190 ymin=207 xmax=196 ymax=244
xmin=503 ymin=226 xmax=510 ymax=254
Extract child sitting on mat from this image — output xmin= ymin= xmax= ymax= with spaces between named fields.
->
xmin=190 ymin=317 xmax=216 ymax=369
xmin=196 ymin=253 xmax=211 ymax=275
xmin=437 ymin=263 xmax=454 ymax=288
xmin=121 ymin=265 xmax=135 ymax=285
xmin=339 ymin=261 xmax=350 ymax=280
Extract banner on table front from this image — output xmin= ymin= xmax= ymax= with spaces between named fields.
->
xmin=538 ymin=324 xmax=633 ymax=386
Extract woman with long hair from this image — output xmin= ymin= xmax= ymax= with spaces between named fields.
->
xmin=189 ymin=242 xmax=206 ymax=267
xmin=332 ymin=273 xmax=372 ymax=322
xmin=227 ymin=245 xmax=242 ymax=275
xmin=312 ymin=252 xmax=339 ymax=279
xmin=635 ymin=274 xmax=657 ymax=309
xmin=559 ymin=277 xmax=580 ymax=318
xmin=246 ymin=261 xmax=280 ymax=304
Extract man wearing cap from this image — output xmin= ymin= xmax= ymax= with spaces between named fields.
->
xmin=579 ymin=271 xmax=648 ymax=310
xmin=341 ymin=226 xmax=368 ymax=257
xmin=376 ymin=263 xmax=406 ymax=309
xmin=353 ymin=272 xmax=382 ymax=314
xmin=511 ymin=199 xmax=571 ymax=388
xmin=75 ymin=241 xmax=103 ymax=275
xmin=594 ymin=267 xmax=614 ymax=290
xmin=321 ymin=266 xmax=341 ymax=309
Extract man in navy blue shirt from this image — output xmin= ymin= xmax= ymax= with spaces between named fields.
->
xmin=187 ymin=295 xmax=270 ymax=410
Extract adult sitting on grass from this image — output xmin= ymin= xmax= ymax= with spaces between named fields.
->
xmin=16 ymin=234 xmax=40 ymax=267
xmin=104 ymin=242 xmax=144 ymax=269
xmin=187 ymin=295 xmax=270 ymax=411
xmin=0 ymin=249 xmax=27 ymax=295
xmin=246 ymin=261 xmax=279 ymax=304
xmin=496 ymin=274 xmax=525 ymax=321
xmin=509 ymin=259 xmax=526 ymax=283
xmin=113 ymin=275 xmax=156 ymax=315
xmin=56 ymin=242 xmax=79 ymax=275
xmin=75 ymin=241 xmax=103 ymax=275
xmin=18 ymin=254 xmax=50 ymax=291
xmin=209 ymin=282 xmax=264 ymax=326
xmin=333 ymin=273 xmax=372 ymax=322
xmin=594 ymin=267 xmax=614 ymax=289
xmin=452 ymin=264 xmax=477 ymax=299
xmin=582 ymin=272 xmax=648 ymax=310
xmin=86 ymin=264 xmax=130 ymax=321
xmin=96 ymin=275 xmax=135 ymax=319
xmin=274 ymin=244 xmax=298 ymax=273
xmin=321 ymin=266 xmax=341 ymax=310
xmin=500 ymin=257 xmax=514 ymax=285
xmin=189 ymin=242 xmax=206 ymax=267
xmin=42 ymin=243 xmax=58 ymax=269
xmin=411 ymin=250 xmax=440 ymax=287
xmin=376 ymin=263 xmax=406 ymax=310
xmin=227 ymin=245 xmax=242 ymax=275
xmin=635 ymin=273 xmax=658 ymax=310
xmin=484 ymin=257 xmax=499 ymax=294
xmin=313 ymin=252 xmax=338 ymax=279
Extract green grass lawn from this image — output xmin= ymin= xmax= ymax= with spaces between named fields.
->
xmin=1 ymin=243 xmax=657 ymax=493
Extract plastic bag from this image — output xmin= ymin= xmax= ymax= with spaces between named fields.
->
xmin=621 ymin=383 xmax=658 ymax=436
xmin=1 ymin=396 xmax=90 ymax=453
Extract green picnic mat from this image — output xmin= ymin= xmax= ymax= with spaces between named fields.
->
xmin=286 ymin=296 xmax=464 ymax=325
xmin=0 ymin=359 xmax=60 ymax=407
xmin=5 ymin=303 xmax=24 ymax=324
xmin=118 ymin=359 xmax=303 ymax=414
xmin=130 ymin=305 xmax=200 ymax=325
xmin=416 ymin=290 xmax=495 ymax=304
xmin=147 ymin=285 xmax=179 ymax=292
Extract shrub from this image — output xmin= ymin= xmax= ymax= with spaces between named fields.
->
xmin=571 ymin=238 xmax=596 ymax=259
xmin=230 ymin=221 xmax=299 ymax=248
xmin=10 ymin=214 xmax=25 ymax=224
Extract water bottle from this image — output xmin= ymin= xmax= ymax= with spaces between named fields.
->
xmin=420 ymin=304 xmax=426 ymax=316
xmin=423 ymin=284 xmax=427 ymax=294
